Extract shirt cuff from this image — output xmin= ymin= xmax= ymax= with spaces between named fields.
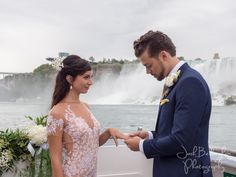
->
xmin=148 ymin=131 xmax=153 ymax=139
xmin=139 ymin=139 xmax=145 ymax=153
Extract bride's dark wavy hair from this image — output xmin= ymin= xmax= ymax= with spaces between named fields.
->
xmin=51 ymin=55 xmax=92 ymax=108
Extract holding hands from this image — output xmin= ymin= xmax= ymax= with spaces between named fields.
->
xmin=104 ymin=129 xmax=149 ymax=152
xmin=129 ymin=131 xmax=149 ymax=139
xmin=124 ymin=131 xmax=149 ymax=151
xmin=108 ymin=128 xmax=129 ymax=146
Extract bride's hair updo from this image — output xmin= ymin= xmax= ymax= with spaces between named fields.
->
xmin=51 ymin=55 xmax=91 ymax=108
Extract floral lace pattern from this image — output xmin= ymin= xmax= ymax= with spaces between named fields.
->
xmin=47 ymin=105 xmax=100 ymax=177
xmin=47 ymin=115 xmax=64 ymax=135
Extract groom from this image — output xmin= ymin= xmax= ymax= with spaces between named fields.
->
xmin=125 ymin=30 xmax=213 ymax=177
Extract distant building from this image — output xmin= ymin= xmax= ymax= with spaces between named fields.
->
xmin=213 ymin=53 xmax=220 ymax=59
xmin=46 ymin=52 xmax=69 ymax=62
xmin=59 ymin=52 xmax=69 ymax=58
xmin=46 ymin=57 xmax=55 ymax=62
xmin=194 ymin=58 xmax=202 ymax=61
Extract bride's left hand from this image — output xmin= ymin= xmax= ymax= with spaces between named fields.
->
xmin=108 ymin=128 xmax=129 ymax=146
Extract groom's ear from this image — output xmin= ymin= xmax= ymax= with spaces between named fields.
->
xmin=66 ymin=75 xmax=73 ymax=85
xmin=159 ymin=51 xmax=168 ymax=61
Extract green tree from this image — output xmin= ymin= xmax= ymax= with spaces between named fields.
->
xmin=119 ymin=60 xmax=125 ymax=64
xmin=178 ymin=56 xmax=185 ymax=61
xmin=33 ymin=64 xmax=56 ymax=79
xmin=88 ymin=56 xmax=95 ymax=63
xmin=111 ymin=58 xmax=119 ymax=63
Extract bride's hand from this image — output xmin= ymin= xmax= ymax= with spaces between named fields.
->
xmin=108 ymin=128 xmax=129 ymax=146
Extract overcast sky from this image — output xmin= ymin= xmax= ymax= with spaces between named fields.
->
xmin=0 ymin=0 xmax=236 ymax=72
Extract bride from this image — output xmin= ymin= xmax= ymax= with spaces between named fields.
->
xmin=47 ymin=55 xmax=127 ymax=177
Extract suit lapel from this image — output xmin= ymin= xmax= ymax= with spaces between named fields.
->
xmin=162 ymin=63 xmax=189 ymax=98
xmin=155 ymin=63 xmax=190 ymax=131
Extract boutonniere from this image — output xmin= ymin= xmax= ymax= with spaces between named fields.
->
xmin=160 ymin=98 xmax=170 ymax=106
xmin=165 ymin=70 xmax=181 ymax=87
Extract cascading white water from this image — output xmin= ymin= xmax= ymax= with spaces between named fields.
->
xmin=191 ymin=57 xmax=236 ymax=105
xmin=83 ymin=64 xmax=164 ymax=105
xmin=83 ymin=57 xmax=236 ymax=105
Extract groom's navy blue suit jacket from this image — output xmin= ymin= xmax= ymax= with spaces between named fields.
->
xmin=143 ymin=63 xmax=213 ymax=177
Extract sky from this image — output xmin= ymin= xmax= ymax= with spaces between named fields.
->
xmin=0 ymin=0 xmax=236 ymax=72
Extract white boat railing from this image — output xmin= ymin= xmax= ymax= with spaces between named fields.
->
xmin=98 ymin=145 xmax=236 ymax=177
xmin=210 ymin=147 xmax=236 ymax=157
xmin=211 ymin=151 xmax=236 ymax=177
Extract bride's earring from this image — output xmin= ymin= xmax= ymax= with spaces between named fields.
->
xmin=70 ymin=85 xmax=73 ymax=90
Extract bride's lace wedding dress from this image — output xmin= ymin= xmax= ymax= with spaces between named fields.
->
xmin=47 ymin=104 xmax=101 ymax=177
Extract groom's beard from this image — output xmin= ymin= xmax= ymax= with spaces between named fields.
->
xmin=155 ymin=60 xmax=165 ymax=81
xmin=154 ymin=69 xmax=165 ymax=81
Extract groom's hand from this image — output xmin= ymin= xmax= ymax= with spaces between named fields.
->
xmin=124 ymin=136 xmax=141 ymax=151
xmin=129 ymin=131 xmax=149 ymax=139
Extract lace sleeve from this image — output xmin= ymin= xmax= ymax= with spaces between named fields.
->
xmin=47 ymin=114 xmax=64 ymax=136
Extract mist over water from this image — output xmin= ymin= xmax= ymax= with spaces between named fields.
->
xmin=83 ymin=64 xmax=163 ymax=105
xmin=192 ymin=57 xmax=236 ymax=105
xmin=83 ymin=57 xmax=236 ymax=106
xmin=0 ymin=57 xmax=235 ymax=106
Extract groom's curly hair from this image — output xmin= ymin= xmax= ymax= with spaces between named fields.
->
xmin=133 ymin=30 xmax=176 ymax=58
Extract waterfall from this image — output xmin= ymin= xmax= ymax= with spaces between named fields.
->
xmin=83 ymin=57 xmax=236 ymax=105
xmin=191 ymin=57 xmax=236 ymax=105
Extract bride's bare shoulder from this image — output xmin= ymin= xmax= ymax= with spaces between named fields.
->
xmin=49 ymin=104 xmax=68 ymax=118
xmin=82 ymin=102 xmax=90 ymax=110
